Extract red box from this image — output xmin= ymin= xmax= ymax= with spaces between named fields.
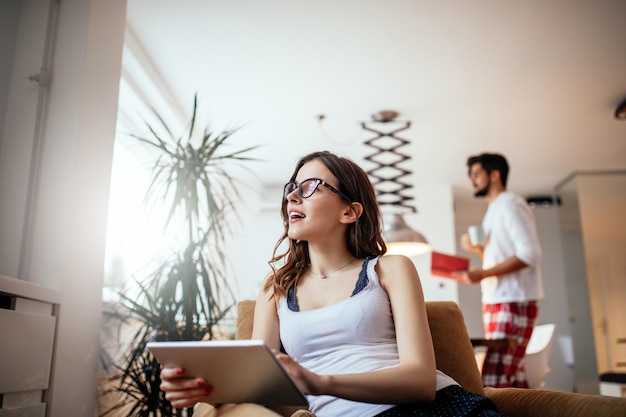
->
xmin=430 ymin=251 xmax=470 ymax=280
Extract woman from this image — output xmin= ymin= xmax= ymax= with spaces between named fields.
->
xmin=160 ymin=151 xmax=506 ymax=417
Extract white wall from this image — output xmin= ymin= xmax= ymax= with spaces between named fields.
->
xmin=555 ymin=172 xmax=626 ymax=394
xmin=409 ymin=183 xmax=459 ymax=303
xmin=47 ymin=3 xmax=127 ymax=416
xmin=0 ymin=1 xmax=21 ymax=143
xmin=533 ymin=206 xmax=577 ymax=392
xmin=454 ymin=199 xmax=486 ymax=338
xmin=559 ymin=228 xmax=598 ymax=393
xmin=575 ymin=173 xmax=626 ymax=383
xmin=0 ymin=1 xmax=127 ymax=416
xmin=0 ymin=0 xmax=46 ymax=278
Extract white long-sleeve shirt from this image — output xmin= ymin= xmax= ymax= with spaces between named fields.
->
xmin=480 ymin=191 xmax=544 ymax=304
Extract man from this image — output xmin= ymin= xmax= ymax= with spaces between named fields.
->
xmin=455 ymin=153 xmax=544 ymax=388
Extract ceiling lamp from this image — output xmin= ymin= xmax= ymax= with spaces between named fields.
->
xmin=384 ymin=213 xmax=430 ymax=256
xmin=362 ymin=110 xmax=431 ymax=257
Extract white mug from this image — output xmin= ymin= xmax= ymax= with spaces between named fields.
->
xmin=468 ymin=225 xmax=485 ymax=246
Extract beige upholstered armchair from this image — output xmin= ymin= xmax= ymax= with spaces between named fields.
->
xmin=193 ymin=300 xmax=626 ymax=417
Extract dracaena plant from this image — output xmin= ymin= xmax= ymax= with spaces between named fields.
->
xmin=99 ymin=94 xmax=259 ymax=417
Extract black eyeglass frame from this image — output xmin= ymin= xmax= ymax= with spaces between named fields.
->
xmin=283 ymin=177 xmax=352 ymax=202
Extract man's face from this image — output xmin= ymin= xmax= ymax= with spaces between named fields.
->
xmin=468 ymin=163 xmax=490 ymax=198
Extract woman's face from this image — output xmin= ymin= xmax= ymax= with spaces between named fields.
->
xmin=284 ymin=159 xmax=349 ymax=242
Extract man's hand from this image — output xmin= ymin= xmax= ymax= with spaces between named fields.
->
xmin=452 ymin=267 xmax=484 ymax=284
xmin=460 ymin=233 xmax=484 ymax=258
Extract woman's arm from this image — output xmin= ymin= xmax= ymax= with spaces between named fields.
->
xmin=252 ymin=284 xmax=282 ymax=351
xmin=274 ymin=255 xmax=437 ymax=404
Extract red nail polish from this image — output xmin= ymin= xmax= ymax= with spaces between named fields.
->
xmin=176 ymin=368 xmax=185 ymax=375
xmin=197 ymin=380 xmax=206 ymax=387
xmin=204 ymin=387 xmax=213 ymax=396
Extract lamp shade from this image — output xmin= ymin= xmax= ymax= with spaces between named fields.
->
xmin=384 ymin=213 xmax=431 ymax=256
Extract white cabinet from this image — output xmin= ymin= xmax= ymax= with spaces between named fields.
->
xmin=0 ymin=275 xmax=60 ymax=417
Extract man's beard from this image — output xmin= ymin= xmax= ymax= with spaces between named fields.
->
xmin=474 ymin=180 xmax=490 ymax=198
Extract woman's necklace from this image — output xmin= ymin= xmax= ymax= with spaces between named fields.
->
xmin=309 ymin=257 xmax=356 ymax=279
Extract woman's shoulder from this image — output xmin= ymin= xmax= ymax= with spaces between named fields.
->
xmin=376 ymin=254 xmax=414 ymax=267
xmin=375 ymin=254 xmax=418 ymax=279
xmin=375 ymin=254 xmax=422 ymax=293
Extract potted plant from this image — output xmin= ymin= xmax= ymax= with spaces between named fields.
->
xmin=99 ymin=94 xmax=259 ymax=417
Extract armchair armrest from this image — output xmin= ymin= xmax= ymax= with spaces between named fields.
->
xmin=484 ymin=387 xmax=626 ymax=417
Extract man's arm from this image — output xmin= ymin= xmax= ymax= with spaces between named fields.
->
xmin=462 ymin=255 xmax=529 ymax=283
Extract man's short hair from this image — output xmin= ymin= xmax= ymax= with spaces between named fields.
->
xmin=466 ymin=153 xmax=509 ymax=187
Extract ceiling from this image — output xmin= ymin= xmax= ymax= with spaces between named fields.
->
xmin=121 ymin=0 xmax=626 ymax=208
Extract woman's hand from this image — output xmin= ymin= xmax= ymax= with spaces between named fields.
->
xmin=272 ymin=350 xmax=324 ymax=396
xmin=160 ymin=366 xmax=213 ymax=409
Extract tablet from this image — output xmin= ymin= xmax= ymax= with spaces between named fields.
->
xmin=147 ymin=339 xmax=308 ymax=406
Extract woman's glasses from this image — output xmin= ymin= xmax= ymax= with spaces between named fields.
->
xmin=283 ymin=178 xmax=352 ymax=202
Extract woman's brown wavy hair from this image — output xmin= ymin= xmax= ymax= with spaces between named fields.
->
xmin=264 ymin=151 xmax=387 ymax=299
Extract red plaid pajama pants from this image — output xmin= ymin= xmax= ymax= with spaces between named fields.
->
xmin=481 ymin=301 xmax=538 ymax=388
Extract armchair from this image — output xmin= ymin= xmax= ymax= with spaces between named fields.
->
xmin=193 ymin=300 xmax=626 ymax=417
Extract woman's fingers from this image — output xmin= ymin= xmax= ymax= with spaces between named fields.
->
xmin=164 ymin=386 xmax=213 ymax=408
xmin=160 ymin=376 xmax=210 ymax=392
xmin=158 ymin=366 xmax=213 ymax=408
xmin=160 ymin=367 xmax=186 ymax=381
